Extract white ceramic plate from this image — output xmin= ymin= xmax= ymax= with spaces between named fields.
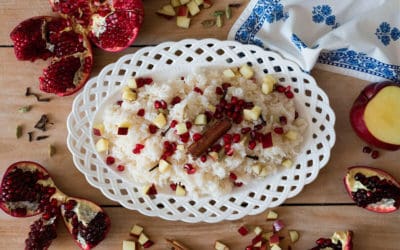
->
xmin=67 ymin=39 xmax=336 ymax=223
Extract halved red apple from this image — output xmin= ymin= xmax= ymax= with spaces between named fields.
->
xmin=350 ymin=82 xmax=400 ymax=150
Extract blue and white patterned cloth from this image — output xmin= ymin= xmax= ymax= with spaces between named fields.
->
xmin=228 ymin=0 xmax=400 ymax=83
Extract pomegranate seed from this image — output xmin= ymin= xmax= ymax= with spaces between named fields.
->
xmin=117 ymin=165 xmax=125 ymax=171
xmin=154 ymin=100 xmax=162 ymax=109
xmin=200 ymin=155 xmax=207 ymax=162
xmin=184 ymin=163 xmax=196 ymax=174
xmin=225 ymin=148 xmax=234 ymax=156
xmin=170 ymin=120 xmax=178 ymax=128
xmin=117 ymin=127 xmax=129 ymax=135
xmin=42 ymin=213 xmax=51 ymax=220
xmin=222 ymin=82 xmax=231 ymax=90
xmin=146 ymin=184 xmax=157 ymax=195
xmin=180 ymin=132 xmax=190 ymax=143
xmin=371 ymin=150 xmax=379 ymax=159
xmin=136 ymin=77 xmax=153 ymax=87
xmin=143 ymin=240 xmax=154 ymax=248
xmin=215 ymin=87 xmax=224 ymax=95
xmin=160 ymin=100 xmax=168 ymax=109
xmin=252 ymin=234 xmax=263 ymax=245
xmin=232 ymin=133 xmax=241 ymax=143
xmin=185 ymin=121 xmax=192 ymax=129
xmin=148 ymin=124 xmax=158 ymax=134
xmin=170 ymin=183 xmax=177 ymax=191
xmin=295 ymin=111 xmax=299 ymax=119
xmin=93 ymin=128 xmax=101 ymax=136
xmin=106 ymin=156 xmax=115 ymax=165
xmin=171 ymin=96 xmax=181 ymax=105
xmin=64 ymin=200 xmax=77 ymax=211
xmin=193 ymin=133 xmax=202 ymax=141
xmin=241 ymin=127 xmax=251 ymax=134
xmin=244 ymin=102 xmax=254 ymax=109
xmin=116 ymin=100 xmax=123 ymax=106
xmin=285 ymin=90 xmax=294 ymax=98
xmin=363 ymin=146 xmax=372 ymax=153
xmin=248 ymin=140 xmax=257 ymax=150
xmin=279 ymin=116 xmax=287 ymax=125
xmin=229 ymin=172 xmax=237 ymax=181
xmin=137 ymin=109 xmax=145 ymax=117
xmin=223 ymin=134 xmax=232 ymax=144
xmin=194 ymin=87 xmax=203 ymax=95
xmin=254 ymin=124 xmax=264 ymax=131
xmin=211 ymin=144 xmax=222 ymax=152
xmin=213 ymin=112 xmax=222 ymax=119
xmin=133 ymin=144 xmax=145 ymax=154
xmin=273 ymin=127 xmax=284 ymax=134
xmin=238 ymin=226 xmax=249 ymax=236
xmin=231 ymin=96 xmax=238 ymax=104
xmin=261 ymin=133 xmax=273 ymax=148
xmin=276 ymin=85 xmax=285 ymax=92
xmin=234 ymin=182 xmax=243 ymax=187
xmin=205 ymin=111 xmax=213 ymax=122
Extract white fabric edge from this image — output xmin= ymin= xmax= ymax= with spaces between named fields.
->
xmin=314 ymin=63 xmax=389 ymax=83
xmin=227 ymin=1 xmax=258 ymax=40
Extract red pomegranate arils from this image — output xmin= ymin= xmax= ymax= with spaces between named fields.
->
xmin=248 ymin=140 xmax=257 ymax=150
xmin=276 ymin=85 xmax=285 ymax=93
xmin=371 ymin=150 xmax=379 ymax=159
xmin=106 ymin=156 xmax=115 ymax=165
xmin=137 ymin=108 xmax=145 ymax=117
xmin=133 ymin=144 xmax=145 ymax=154
xmin=117 ymin=127 xmax=129 ymax=135
xmin=148 ymin=124 xmax=158 ymax=134
xmin=184 ymin=163 xmax=196 ymax=174
xmin=222 ymin=82 xmax=231 ymax=90
xmin=200 ymin=155 xmax=207 ymax=162
xmin=279 ymin=116 xmax=287 ymax=125
xmin=232 ymin=133 xmax=241 ymax=143
xmin=160 ymin=100 xmax=168 ymax=109
xmin=116 ymin=100 xmax=123 ymax=106
xmin=171 ymin=96 xmax=181 ymax=105
xmin=223 ymin=134 xmax=232 ymax=144
xmin=234 ymin=182 xmax=243 ymax=187
xmin=252 ymin=234 xmax=263 ymax=245
xmin=238 ymin=226 xmax=249 ymax=236
xmin=180 ymin=132 xmax=190 ymax=143
xmin=273 ymin=127 xmax=284 ymax=134
xmin=193 ymin=133 xmax=202 ymax=142
xmin=136 ymin=77 xmax=153 ymax=87
xmin=170 ymin=183 xmax=177 ymax=191
xmin=261 ymin=133 xmax=273 ymax=148
xmin=170 ymin=120 xmax=178 ymax=128
xmin=215 ymin=86 xmax=224 ymax=95
xmin=154 ymin=100 xmax=162 ymax=109
xmin=143 ymin=240 xmax=154 ymax=248
xmin=93 ymin=128 xmax=101 ymax=136
xmin=194 ymin=87 xmax=203 ymax=95
xmin=241 ymin=127 xmax=251 ymax=134
xmin=229 ymin=172 xmax=237 ymax=181
xmin=225 ymin=148 xmax=234 ymax=156
xmin=185 ymin=121 xmax=192 ymax=130
xmin=362 ymin=146 xmax=372 ymax=154
xmin=117 ymin=165 xmax=125 ymax=172
xmin=285 ymin=90 xmax=294 ymax=99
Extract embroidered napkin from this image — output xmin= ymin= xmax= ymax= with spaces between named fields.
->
xmin=228 ymin=0 xmax=400 ymax=83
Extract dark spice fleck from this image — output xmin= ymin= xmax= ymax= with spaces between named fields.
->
xmin=228 ymin=3 xmax=242 ymax=8
xmin=161 ymin=126 xmax=171 ymax=137
xmin=25 ymin=87 xmax=51 ymax=102
xmin=28 ymin=131 xmax=34 ymax=142
xmin=246 ymin=155 xmax=259 ymax=160
xmin=34 ymin=115 xmax=49 ymax=131
xmin=36 ymin=135 xmax=49 ymax=141
xmin=149 ymin=164 xmax=159 ymax=172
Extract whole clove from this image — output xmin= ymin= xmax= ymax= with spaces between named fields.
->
xmin=34 ymin=115 xmax=49 ymax=131
xmin=25 ymin=87 xmax=51 ymax=102
xmin=36 ymin=135 xmax=49 ymax=141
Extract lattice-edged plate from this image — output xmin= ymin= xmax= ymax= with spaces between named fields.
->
xmin=67 ymin=39 xmax=335 ymax=223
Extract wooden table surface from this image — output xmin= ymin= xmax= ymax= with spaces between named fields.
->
xmin=0 ymin=1 xmax=399 ymax=249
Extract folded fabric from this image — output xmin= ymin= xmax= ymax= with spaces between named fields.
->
xmin=228 ymin=0 xmax=400 ymax=83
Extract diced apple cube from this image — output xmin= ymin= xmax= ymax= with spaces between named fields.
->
xmin=266 ymin=210 xmax=278 ymax=220
xmin=126 ymin=78 xmax=137 ymax=89
xmin=177 ymin=144 xmax=185 ymax=151
xmin=269 ymin=233 xmax=280 ymax=245
xmin=208 ymin=104 xmax=216 ymax=113
xmin=215 ymin=241 xmax=229 ymax=250
xmin=203 ymin=0 xmax=212 ymax=8
xmin=208 ymin=151 xmax=219 ymax=161
xmin=119 ymin=121 xmax=131 ymax=128
xmin=138 ymin=233 xmax=149 ymax=245
xmin=285 ymin=130 xmax=298 ymax=140
xmin=122 ymin=240 xmax=137 ymax=250
xmin=187 ymin=1 xmax=200 ymax=16
xmin=95 ymin=138 xmax=109 ymax=153
xmin=122 ymin=87 xmax=137 ymax=102
xmin=159 ymin=159 xmax=171 ymax=173
xmin=175 ymin=123 xmax=188 ymax=135
xmin=270 ymin=244 xmax=282 ymax=250
xmin=176 ymin=16 xmax=191 ymax=28
xmin=239 ymin=65 xmax=254 ymax=79
xmin=142 ymin=184 xmax=157 ymax=195
xmin=157 ymin=4 xmax=176 ymax=16
xmin=195 ymin=114 xmax=207 ymax=125
xmin=153 ymin=113 xmax=167 ymax=128
xmin=171 ymin=0 xmax=181 ymax=7
xmin=262 ymin=231 xmax=273 ymax=240
xmin=180 ymin=0 xmax=190 ymax=4
xmin=129 ymin=224 xmax=144 ymax=237
xmin=259 ymin=167 xmax=270 ymax=177
xmin=194 ymin=0 xmax=204 ymax=5
xmin=289 ymin=230 xmax=299 ymax=243
xmin=223 ymin=69 xmax=236 ymax=78
xmin=176 ymin=185 xmax=186 ymax=196
xmin=93 ymin=123 xmax=104 ymax=136
xmin=254 ymin=226 xmax=263 ymax=235
xmin=282 ymin=159 xmax=293 ymax=168
xmin=243 ymin=106 xmax=262 ymax=121
xmin=261 ymin=75 xmax=277 ymax=95
xmin=252 ymin=164 xmax=262 ymax=175
xmin=254 ymin=241 xmax=262 ymax=248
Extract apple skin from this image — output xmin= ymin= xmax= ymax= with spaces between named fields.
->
xmin=349 ymin=81 xmax=400 ymax=150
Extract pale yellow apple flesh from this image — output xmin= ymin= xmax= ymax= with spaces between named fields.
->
xmin=364 ymin=86 xmax=400 ymax=145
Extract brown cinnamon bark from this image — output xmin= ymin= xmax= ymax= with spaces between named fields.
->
xmin=165 ymin=239 xmax=190 ymax=250
xmin=188 ymin=118 xmax=232 ymax=158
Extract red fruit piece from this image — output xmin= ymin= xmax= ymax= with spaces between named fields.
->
xmin=10 ymin=16 xmax=93 ymax=96
xmin=238 ymin=226 xmax=249 ymax=236
xmin=310 ymin=231 xmax=353 ymax=250
xmin=184 ymin=163 xmax=196 ymax=174
xmin=50 ymin=0 xmax=144 ymax=52
xmin=344 ymin=166 xmax=400 ymax=213
xmin=106 ymin=156 xmax=115 ymax=165
xmin=261 ymin=132 xmax=273 ymax=148
xmin=60 ymin=197 xmax=111 ymax=250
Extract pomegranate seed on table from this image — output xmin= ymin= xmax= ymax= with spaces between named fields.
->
xmin=371 ymin=150 xmax=379 ymax=159
xmin=238 ymin=226 xmax=249 ymax=236
xmin=261 ymin=133 xmax=273 ymax=148
xmin=117 ymin=127 xmax=129 ymax=135
xmin=276 ymin=85 xmax=285 ymax=93
xmin=362 ymin=146 xmax=372 ymax=153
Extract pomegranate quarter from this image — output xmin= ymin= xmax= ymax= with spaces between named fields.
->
xmin=350 ymin=82 xmax=400 ymax=150
xmin=310 ymin=230 xmax=353 ymax=250
xmin=344 ymin=166 xmax=400 ymax=213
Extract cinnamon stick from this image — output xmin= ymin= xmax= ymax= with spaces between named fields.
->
xmin=188 ymin=118 xmax=232 ymax=158
xmin=165 ymin=239 xmax=190 ymax=250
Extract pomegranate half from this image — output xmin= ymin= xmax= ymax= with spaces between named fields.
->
xmin=310 ymin=230 xmax=353 ymax=250
xmin=344 ymin=166 xmax=400 ymax=213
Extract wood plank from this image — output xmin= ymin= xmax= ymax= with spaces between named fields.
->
xmin=0 ymin=206 xmax=399 ymax=249
xmin=0 ymin=0 xmax=247 ymax=45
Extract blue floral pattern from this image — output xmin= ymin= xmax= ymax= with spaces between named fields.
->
xmin=375 ymin=22 xmax=400 ymax=46
xmin=235 ymin=0 xmax=288 ymax=44
xmin=318 ymin=48 xmax=400 ymax=83
xmin=291 ymin=34 xmax=307 ymax=50
xmin=312 ymin=5 xmax=339 ymax=29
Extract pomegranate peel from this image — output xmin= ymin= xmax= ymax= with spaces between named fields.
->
xmin=310 ymin=230 xmax=353 ymax=250
xmin=61 ymin=197 xmax=111 ymax=250
xmin=344 ymin=166 xmax=400 ymax=213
